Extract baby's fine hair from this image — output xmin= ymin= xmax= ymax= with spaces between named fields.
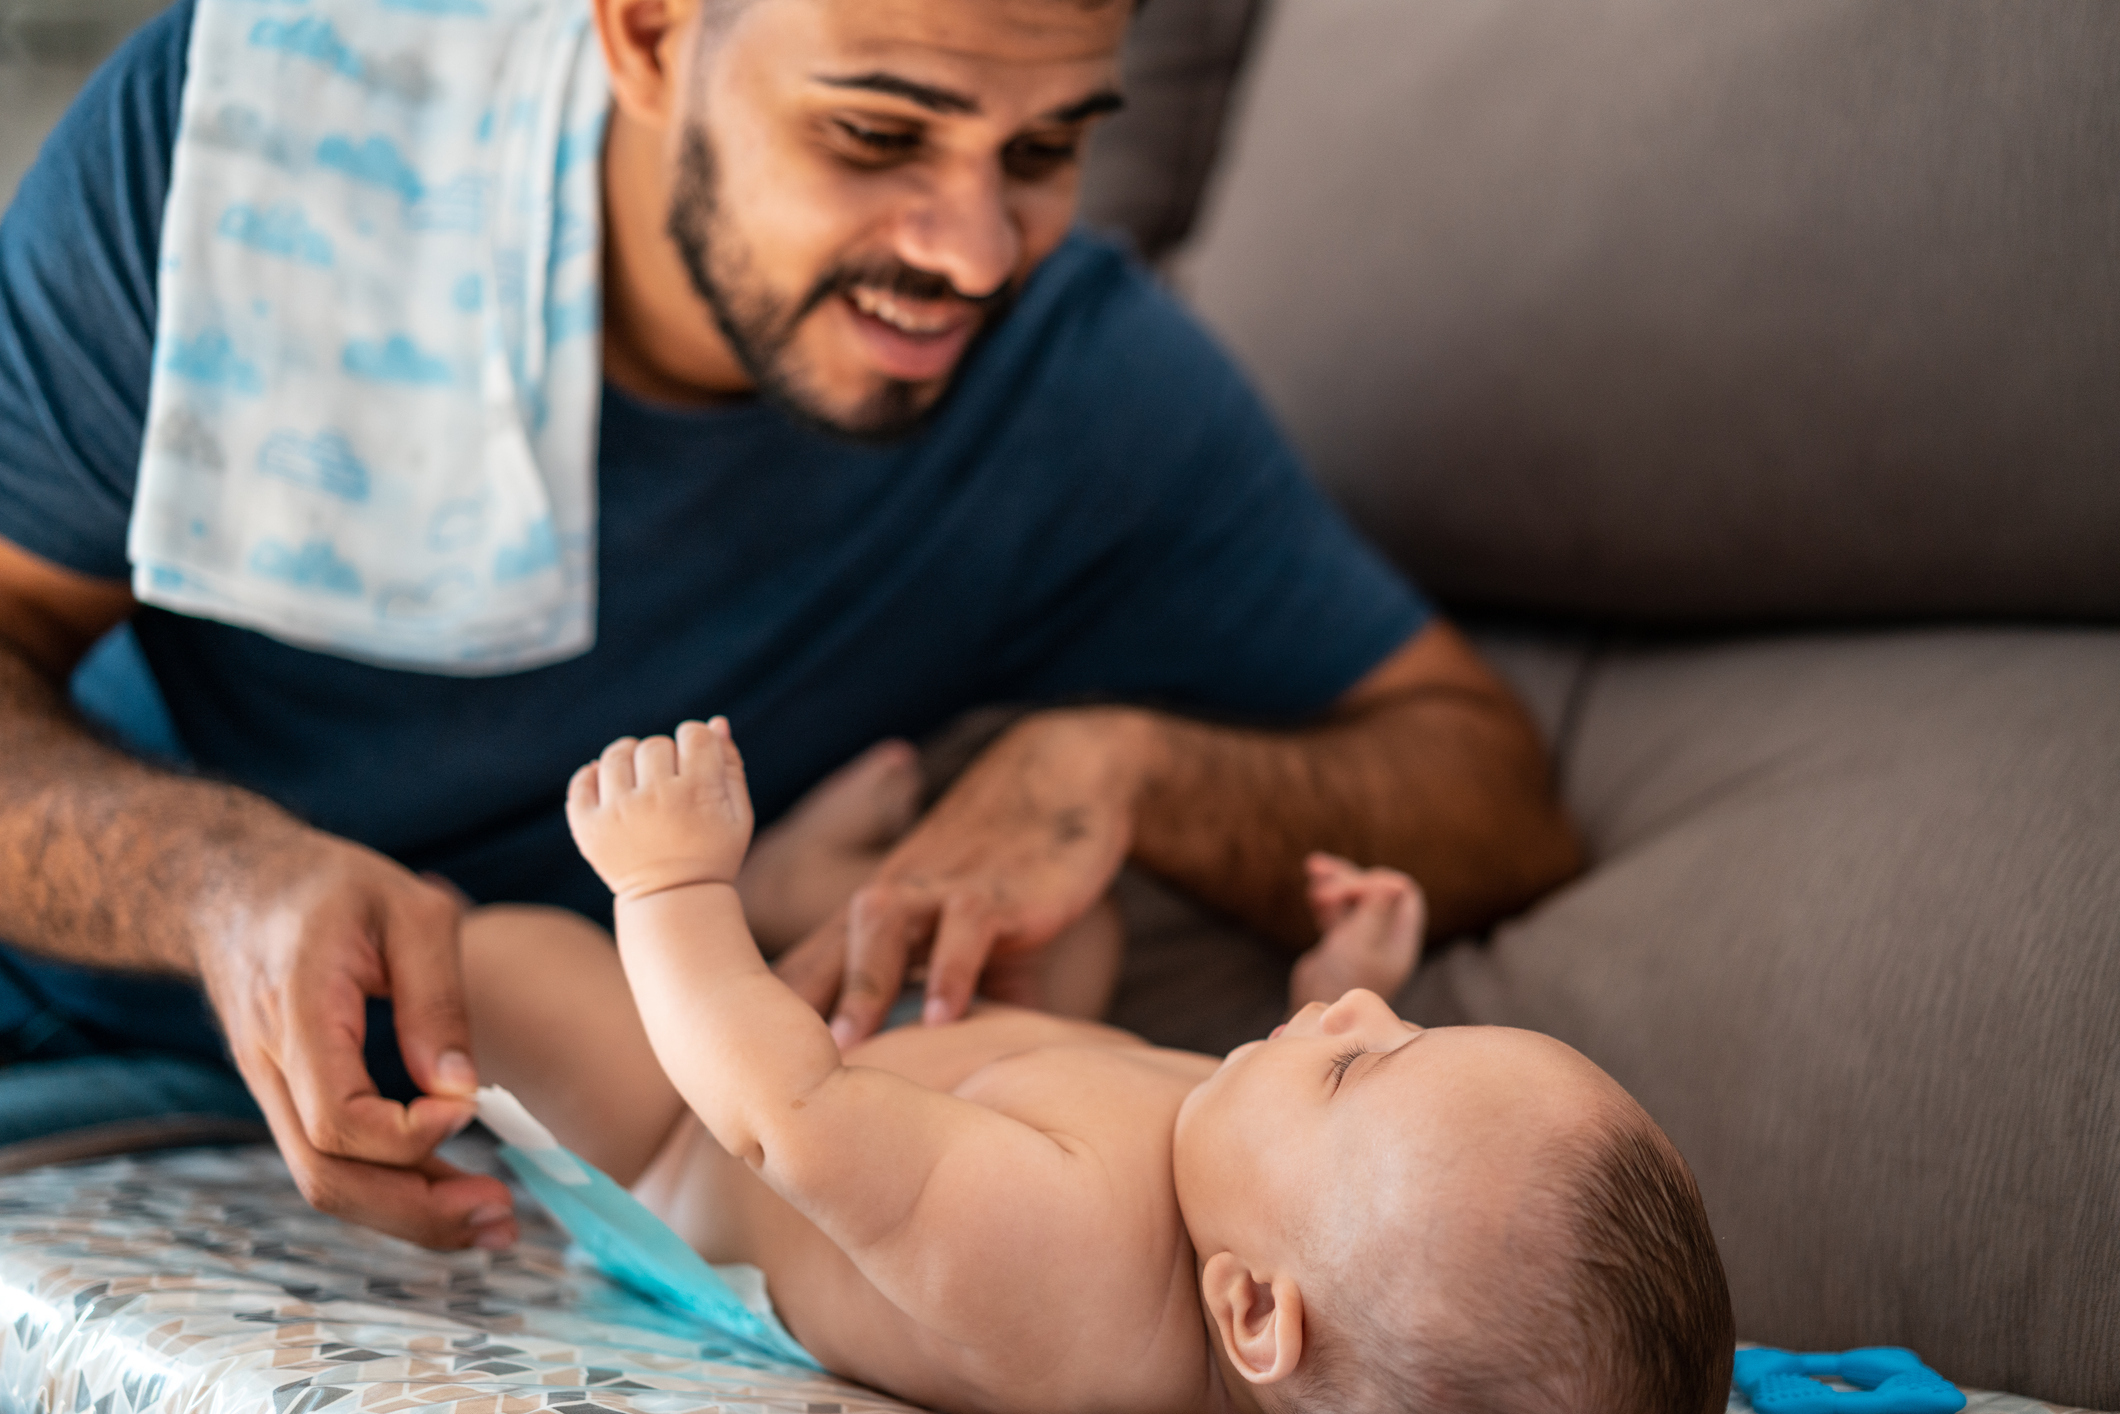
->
xmin=1273 ymin=1111 xmax=1734 ymax=1414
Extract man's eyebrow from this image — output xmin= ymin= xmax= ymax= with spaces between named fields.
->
xmin=812 ymin=72 xmax=980 ymax=115
xmin=1044 ymin=89 xmax=1126 ymax=125
xmin=810 ymin=74 xmax=1126 ymax=127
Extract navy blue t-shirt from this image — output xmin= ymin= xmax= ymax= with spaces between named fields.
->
xmin=0 ymin=3 xmax=1427 ymax=1050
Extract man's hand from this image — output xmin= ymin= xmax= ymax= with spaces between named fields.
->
xmin=198 ymin=830 xmax=518 ymax=1250
xmin=776 ymin=707 xmax=1154 ymax=1048
xmin=0 ymin=539 xmax=515 ymax=1249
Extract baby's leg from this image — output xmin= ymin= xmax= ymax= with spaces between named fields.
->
xmin=461 ymin=904 xmax=686 ymax=1185
xmin=1287 ymin=854 xmax=1425 ymax=1014
xmin=737 ymin=740 xmax=920 ymax=955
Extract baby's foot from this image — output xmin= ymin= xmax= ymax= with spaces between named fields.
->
xmin=567 ymin=718 xmax=755 ymax=903
xmin=1287 ymin=853 xmax=1425 ymax=1012
xmin=738 ymin=739 xmax=920 ymax=953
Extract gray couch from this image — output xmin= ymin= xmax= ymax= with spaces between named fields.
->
xmin=1085 ymin=0 xmax=2119 ymax=1407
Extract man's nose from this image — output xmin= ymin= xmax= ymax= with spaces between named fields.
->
xmin=892 ymin=162 xmax=1020 ymax=302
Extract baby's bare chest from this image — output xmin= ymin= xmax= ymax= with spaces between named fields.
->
xmin=951 ymin=1044 xmax=1208 ymax=1139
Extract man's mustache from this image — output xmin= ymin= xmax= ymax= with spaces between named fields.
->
xmin=791 ymin=259 xmax=1016 ymax=327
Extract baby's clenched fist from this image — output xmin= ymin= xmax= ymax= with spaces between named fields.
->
xmin=566 ymin=718 xmax=755 ymax=903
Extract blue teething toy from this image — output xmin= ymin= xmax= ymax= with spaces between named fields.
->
xmin=1734 ymin=1347 xmax=1966 ymax=1414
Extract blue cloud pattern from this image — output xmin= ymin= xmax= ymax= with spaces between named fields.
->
xmin=380 ymin=0 xmax=487 ymax=13
xmin=162 ymin=330 xmax=264 ymax=395
xmin=427 ymin=496 xmax=486 ymax=551
xmin=257 ymin=429 xmax=371 ymax=501
xmin=248 ymin=16 xmax=361 ymax=80
xmin=316 ymin=134 xmax=424 ymax=202
xmin=250 ymin=538 xmax=363 ymax=596
xmin=378 ymin=569 xmax=478 ymax=620
xmin=218 ymin=202 xmax=333 ymax=266
xmin=493 ymin=517 xmax=559 ymax=583
xmin=407 ymin=173 xmax=486 ymax=232
xmin=546 ymin=290 xmax=597 ymax=347
xmin=343 ymin=334 xmax=454 ymax=386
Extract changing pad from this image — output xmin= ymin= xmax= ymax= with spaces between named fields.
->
xmin=0 ymin=1144 xmax=2099 ymax=1414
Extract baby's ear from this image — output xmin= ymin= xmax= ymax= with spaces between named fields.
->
xmin=1201 ymin=1252 xmax=1306 ymax=1386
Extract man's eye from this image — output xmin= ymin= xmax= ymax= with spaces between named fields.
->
xmin=834 ymin=120 xmax=921 ymax=161
xmin=1003 ymin=137 xmax=1081 ymax=182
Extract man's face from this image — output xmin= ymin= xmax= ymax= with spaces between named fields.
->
xmin=665 ymin=0 xmax=1129 ymax=438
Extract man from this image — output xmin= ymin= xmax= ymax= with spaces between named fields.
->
xmin=0 ymin=0 xmax=1578 ymax=1254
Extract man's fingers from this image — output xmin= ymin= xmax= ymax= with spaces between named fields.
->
xmin=277 ymin=951 xmax=465 ymax=1169
xmin=924 ymin=893 xmax=1000 ymax=1026
xmin=381 ymin=878 xmax=478 ymax=1099
xmin=248 ymin=1051 xmax=513 ymax=1250
xmin=832 ymin=886 xmax=934 ymax=1047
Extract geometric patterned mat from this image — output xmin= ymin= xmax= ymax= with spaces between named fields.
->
xmin=0 ymin=1145 xmax=2096 ymax=1414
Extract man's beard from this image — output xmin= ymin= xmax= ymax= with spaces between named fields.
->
xmin=664 ymin=122 xmax=1016 ymax=442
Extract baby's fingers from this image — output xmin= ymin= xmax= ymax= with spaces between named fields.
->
xmin=567 ymin=761 xmax=600 ymax=811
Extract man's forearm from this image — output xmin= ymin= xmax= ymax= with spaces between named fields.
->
xmin=0 ymin=636 xmax=297 ymax=974
xmin=1128 ymin=682 xmax=1582 ymax=945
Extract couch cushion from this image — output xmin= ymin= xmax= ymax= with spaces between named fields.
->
xmin=1076 ymin=0 xmax=1269 ymax=261
xmin=1179 ymin=0 xmax=2120 ymax=625
xmin=1402 ymin=629 xmax=2120 ymax=1408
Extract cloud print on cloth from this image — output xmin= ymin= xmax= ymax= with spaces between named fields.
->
xmin=343 ymin=334 xmax=455 ymax=386
xmin=218 ymin=202 xmax=333 ymax=267
xmin=493 ymin=518 xmax=559 ymax=583
xmin=250 ymin=538 xmax=364 ymax=596
xmin=257 ymin=429 xmax=372 ymax=501
xmin=132 ymin=0 xmax=608 ymax=672
xmin=162 ymin=329 xmax=264 ymax=396
xmin=316 ymin=133 xmax=424 ymax=202
xmin=248 ymin=16 xmax=362 ymax=81
xmin=407 ymin=173 xmax=486 ymax=233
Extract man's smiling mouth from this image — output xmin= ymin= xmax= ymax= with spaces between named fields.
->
xmin=847 ymin=285 xmax=965 ymax=337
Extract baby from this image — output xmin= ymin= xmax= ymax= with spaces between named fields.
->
xmin=463 ymin=719 xmax=1734 ymax=1414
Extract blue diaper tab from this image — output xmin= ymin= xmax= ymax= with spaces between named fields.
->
xmin=1734 ymin=1347 xmax=1966 ymax=1414
xmin=478 ymin=1088 xmax=820 ymax=1370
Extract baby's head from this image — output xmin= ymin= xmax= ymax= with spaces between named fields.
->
xmin=1173 ymin=989 xmax=1733 ymax=1414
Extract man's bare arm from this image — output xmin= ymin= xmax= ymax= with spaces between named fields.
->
xmin=1131 ymin=621 xmax=1581 ymax=945
xmin=0 ymin=536 xmax=514 ymax=1249
xmin=782 ymin=619 xmax=1582 ymax=1040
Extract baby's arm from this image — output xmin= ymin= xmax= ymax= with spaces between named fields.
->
xmin=1287 ymin=853 xmax=1425 ymax=1012
xmin=459 ymin=903 xmax=686 ymax=1185
xmin=568 ymin=722 xmax=1113 ymax=1350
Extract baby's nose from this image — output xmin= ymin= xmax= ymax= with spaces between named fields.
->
xmin=1320 ymin=987 xmax=1396 ymax=1032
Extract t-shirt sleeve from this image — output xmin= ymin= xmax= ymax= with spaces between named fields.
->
xmin=0 ymin=0 xmax=194 ymax=580
xmin=998 ymin=256 xmax=1431 ymax=722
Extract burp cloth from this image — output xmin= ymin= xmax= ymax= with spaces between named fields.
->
xmin=134 ymin=0 xmax=608 ymax=673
